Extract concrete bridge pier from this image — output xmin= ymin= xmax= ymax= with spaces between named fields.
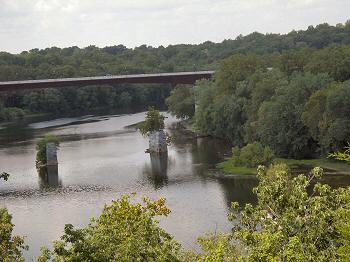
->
xmin=37 ymin=143 xmax=60 ymax=188
xmin=46 ymin=143 xmax=58 ymax=166
xmin=149 ymin=130 xmax=167 ymax=154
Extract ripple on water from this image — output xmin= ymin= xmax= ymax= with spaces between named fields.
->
xmin=0 ymin=184 xmax=112 ymax=200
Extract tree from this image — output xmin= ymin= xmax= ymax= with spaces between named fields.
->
xmin=37 ymin=195 xmax=181 ymax=261
xmin=302 ymin=81 xmax=350 ymax=153
xmin=257 ymin=73 xmax=331 ymax=158
xmin=166 ymin=85 xmax=195 ymax=119
xmin=0 ymin=209 xmax=27 ymax=262
xmin=36 ymin=136 xmax=59 ymax=168
xmin=232 ymin=164 xmax=350 ymax=261
xmin=139 ymin=107 xmax=165 ymax=135
xmin=184 ymin=234 xmax=240 ymax=261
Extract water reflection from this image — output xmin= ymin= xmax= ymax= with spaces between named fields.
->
xmin=1 ymin=111 xmax=348 ymax=261
xmin=38 ymin=165 xmax=61 ymax=189
xmin=143 ymin=154 xmax=169 ymax=189
xmin=218 ymin=175 xmax=258 ymax=208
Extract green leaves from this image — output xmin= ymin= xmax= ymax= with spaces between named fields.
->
xmin=35 ymin=135 xmax=59 ymax=168
xmin=232 ymin=164 xmax=350 ymax=261
xmin=329 ymin=143 xmax=350 ymax=163
xmin=139 ymin=107 xmax=165 ymax=136
xmin=166 ymin=85 xmax=195 ymax=119
xmin=0 ymin=208 xmax=27 ymax=262
xmin=38 ymin=195 xmax=181 ymax=262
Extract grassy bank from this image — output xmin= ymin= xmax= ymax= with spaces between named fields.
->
xmin=216 ymin=160 xmax=256 ymax=175
xmin=275 ymin=158 xmax=350 ymax=173
xmin=218 ymin=157 xmax=350 ymax=176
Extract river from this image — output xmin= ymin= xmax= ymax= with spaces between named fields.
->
xmin=0 ymin=111 xmax=257 ymax=261
xmin=0 ymin=111 xmax=349 ymax=261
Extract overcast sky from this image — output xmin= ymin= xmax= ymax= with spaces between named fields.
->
xmin=0 ymin=0 xmax=349 ymax=54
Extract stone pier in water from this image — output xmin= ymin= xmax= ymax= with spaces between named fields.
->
xmin=46 ymin=143 xmax=58 ymax=166
xmin=149 ymin=130 xmax=167 ymax=154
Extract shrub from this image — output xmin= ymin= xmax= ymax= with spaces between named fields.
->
xmin=231 ymin=142 xmax=275 ymax=168
xmin=329 ymin=142 xmax=350 ymax=163
xmin=0 ymin=208 xmax=27 ymax=261
xmin=37 ymin=195 xmax=181 ymax=261
xmin=231 ymin=164 xmax=350 ymax=261
xmin=36 ymin=136 xmax=59 ymax=168
xmin=139 ymin=107 xmax=165 ymax=136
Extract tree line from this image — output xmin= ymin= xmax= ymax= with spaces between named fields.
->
xmin=1 ymin=21 xmax=350 ymax=121
xmin=168 ymin=43 xmax=350 ymax=158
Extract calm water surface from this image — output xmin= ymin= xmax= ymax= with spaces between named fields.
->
xmin=0 ymin=112 xmax=256 ymax=261
xmin=0 ymin=111 xmax=349 ymax=261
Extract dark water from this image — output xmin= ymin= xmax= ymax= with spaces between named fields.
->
xmin=0 ymin=112 xmax=349 ymax=261
xmin=0 ymin=112 xmax=256 ymax=261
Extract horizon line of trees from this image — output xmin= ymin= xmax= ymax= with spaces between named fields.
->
xmin=1 ymin=20 xmax=350 ymax=122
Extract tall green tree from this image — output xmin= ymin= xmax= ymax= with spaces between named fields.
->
xmin=166 ymin=85 xmax=195 ymax=119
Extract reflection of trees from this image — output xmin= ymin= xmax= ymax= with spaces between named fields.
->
xmin=192 ymin=137 xmax=231 ymax=166
xmin=38 ymin=165 xmax=61 ymax=189
xmin=167 ymin=123 xmax=231 ymax=166
xmin=218 ymin=176 xmax=258 ymax=208
xmin=143 ymin=154 xmax=169 ymax=190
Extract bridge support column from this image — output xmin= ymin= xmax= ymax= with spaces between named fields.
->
xmin=46 ymin=143 xmax=58 ymax=166
xmin=149 ymin=130 xmax=167 ymax=154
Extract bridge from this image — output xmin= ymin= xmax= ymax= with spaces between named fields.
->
xmin=0 ymin=71 xmax=214 ymax=92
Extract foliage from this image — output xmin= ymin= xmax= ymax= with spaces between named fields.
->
xmin=276 ymin=157 xmax=350 ymax=174
xmin=1 ymin=21 xmax=350 ymax=122
xmin=0 ymin=101 xmax=25 ymax=122
xmin=329 ymin=143 xmax=350 ymax=163
xmin=302 ymin=81 xmax=350 ymax=153
xmin=0 ymin=172 xmax=10 ymax=181
xmin=139 ymin=107 xmax=165 ymax=135
xmin=256 ymin=73 xmax=331 ymax=158
xmin=231 ymin=164 xmax=350 ymax=261
xmin=217 ymin=161 xmax=256 ymax=175
xmin=35 ymin=136 xmax=59 ymax=168
xmin=37 ymin=195 xmax=181 ymax=262
xmin=166 ymin=85 xmax=195 ymax=119
xmin=193 ymin=44 xmax=349 ymax=158
xmin=184 ymin=234 xmax=240 ymax=261
xmin=229 ymin=142 xmax=275 ymax=168
xmin=0 ymin=208 xmax=27 ymax=262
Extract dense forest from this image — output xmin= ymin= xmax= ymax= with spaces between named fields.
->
xmin=1 ymin=21 xmax=350 ymax=122
xmin=166 ymin=22 xmax=350 ymax=159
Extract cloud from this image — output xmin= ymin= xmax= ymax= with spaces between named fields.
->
xmin=0 ymin=0 xmax=349 ymax=53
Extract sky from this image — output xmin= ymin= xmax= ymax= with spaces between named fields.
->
xmin=0 ymin=0 xmax=349 ymax=54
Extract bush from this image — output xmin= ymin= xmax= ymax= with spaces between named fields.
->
xmin=37 ymin=195 xmax=181 ymax=261
xmin=231 ymin=142 xmax=275 ymax=168
xmin=0 ymin=208 xmax=27 ymax=261
xmin=231 ymin=164 xmax=350 ymax=261
xmin=0 ymin=106 xmax=25 ymax=122
xmin=139 ymin=107 xmax=165 ymax=135
xmin=36 ymin=136 xmax=59 ymax=168
xmin=329 ymin=142 xmax=350 ymax=163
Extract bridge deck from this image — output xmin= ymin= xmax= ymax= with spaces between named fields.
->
xmin=0 ymin=71 xmax=214 ymax=91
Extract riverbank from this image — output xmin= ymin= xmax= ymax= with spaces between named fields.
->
xmin=217 ymin=157 xmax=350 ymax=176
